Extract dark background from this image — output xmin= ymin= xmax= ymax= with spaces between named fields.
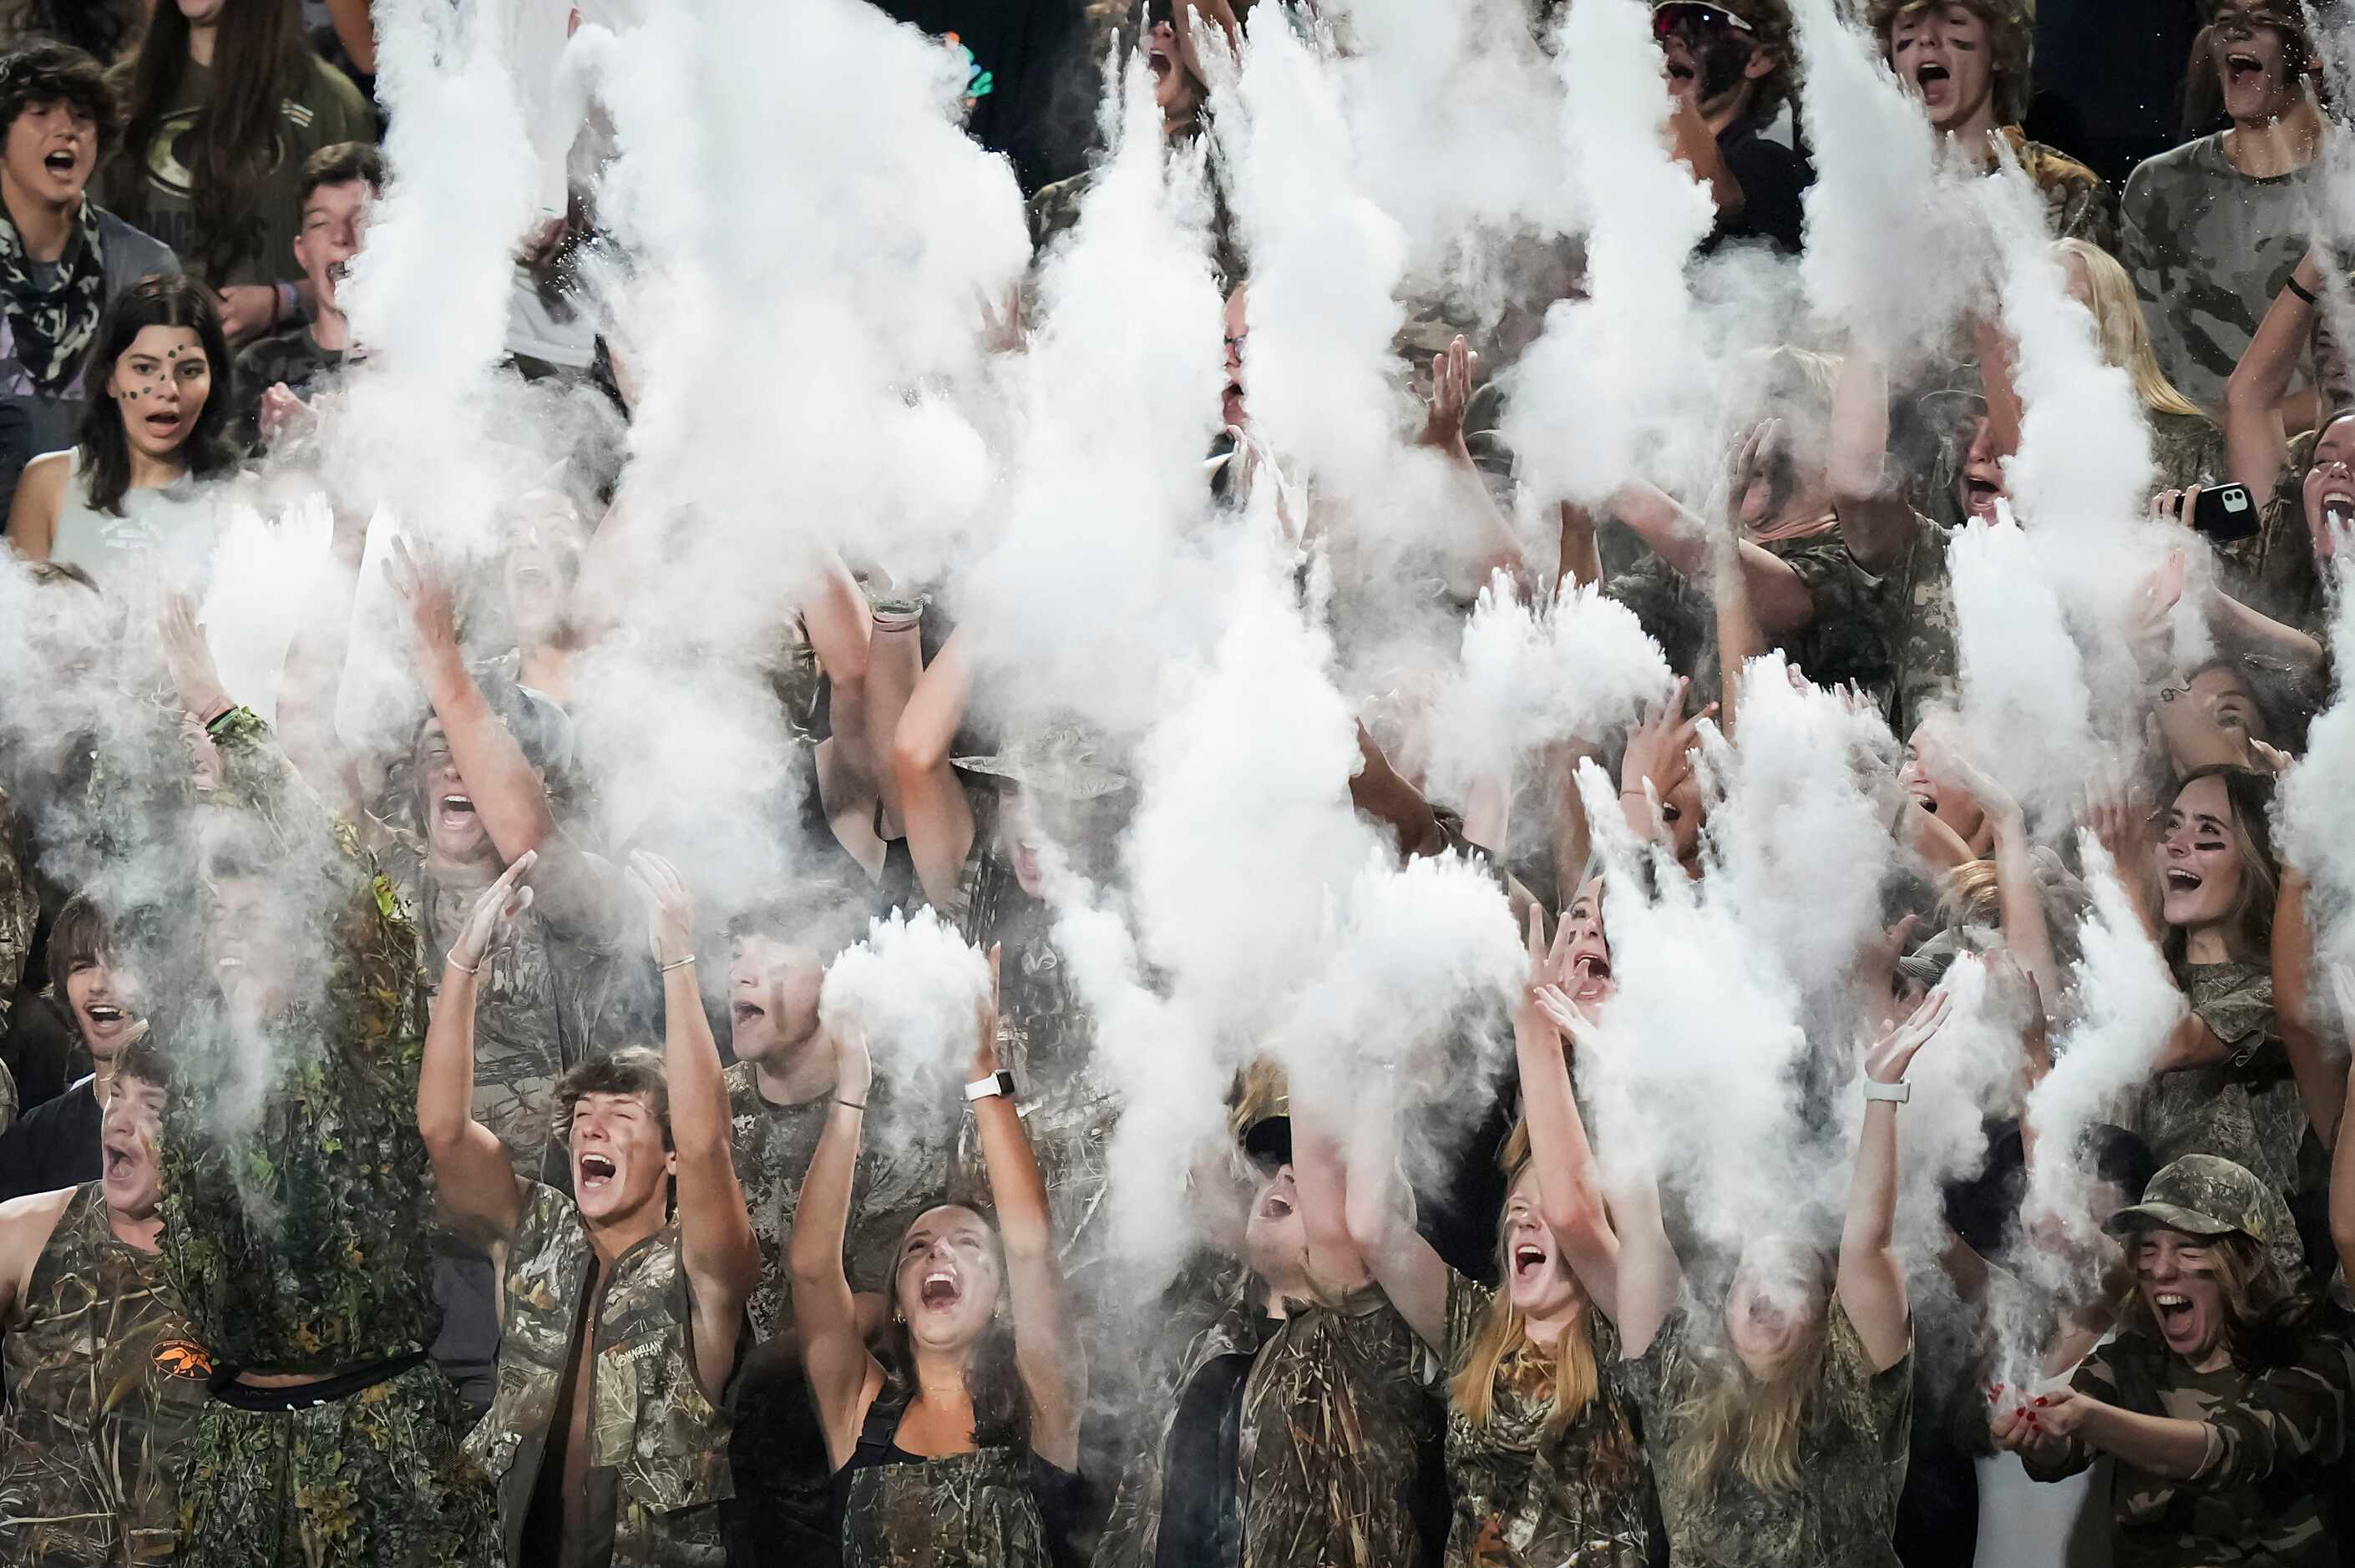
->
xmin=911 ymin=0 xmax=2215 ymax=199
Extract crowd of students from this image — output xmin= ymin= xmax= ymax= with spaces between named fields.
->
xmin=1 ymin=1 xmax=2353 ymax=1566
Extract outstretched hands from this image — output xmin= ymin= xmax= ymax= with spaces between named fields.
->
xmin=448 ymin=850 xmax=536 ymax=975
xmin=1863 ymin=989 xmax=1952 ymax=1086
xmin=625 ymin=850 xmax=696 ymax=968
xmin=1419 ymin=335 xmax=1478 ymax=453
xmin=386 ymin=535 xmax=462 ymax=672
xmin=1621 ymin=676 xmax=1715 ymax=807
xmin=159 ymin=594 xmax=233 ymax=726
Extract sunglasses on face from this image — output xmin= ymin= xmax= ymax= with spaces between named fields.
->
xmin=1653 ymin=2 xmax=1755 ymax=40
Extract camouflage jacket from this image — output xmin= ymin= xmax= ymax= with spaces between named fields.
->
xmin=0 ymin=1182 xmax=210 ymax=1565
xmin=1235 ymin=1286 xmax=1442 ymax=1568
xmin=2150 ymin=409 xmax=2228 ymax=494
xmin=1616 ymin=1300 xmax=1912 ymax=1567
xmin=1841 ymin=511 xmax=1956 ymax=741
xmin=2022 ymin=1323 xmax=2355 ymax=1566
xmin=949 ymin=814 xmax=1119 ymax=1273
xmin=2010 ymin=131 xmax=2115 ymax=254
xmin=388 ymin=843 xmax=632 ymax=1185
xmin=838 ymin=1390 xmax=1081 ymax=1568
xmin=1441 ymin=1270 xmax=1657 ymax=1568
xmin=159 ymin=708 xmax=444 ymax=1371
xmin=468 ymin=1181 xmax=732 ymax=1567
xmin=726 ymin=1060 xmax=942 ymax=1342
xmin=2138 ymin=964 xmax=2317 ymax=1208
xmin=1606 ymin=524 xmax=1891 ymax=713
xmin=2122 ymin=134 xmax=2315 ymax=415
xmin=0 ymin=785 xmax=32 ymax=1038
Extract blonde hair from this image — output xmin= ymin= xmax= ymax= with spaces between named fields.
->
xmin=1449 ymin=1167 xmax=1641 ymax=1487
xmin=2054 ymin=239 xmax=2209 ymax=422
xmin=1670 ymin=1252 xmax=1831 ymax=1495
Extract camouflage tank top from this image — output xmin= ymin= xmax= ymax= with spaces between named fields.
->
xmin=0 ymin=1182 xmax=212 ymax=1564
xmin=832 ymin=1390 xmax=1083 ymax=1568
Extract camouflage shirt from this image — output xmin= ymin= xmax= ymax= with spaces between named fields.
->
xmin=388 ymin=844 xmax=632 ymax=1185
xmin=159 ymin=709 xmax=444 ymax=1371
xmin=1236 ymin=1286 xmax=1443 ymax=1568
xmin=1839 ymin=511 xmax=1956 ymax=741
xmin=1441 ymin=1269 xmax=1657 ymax=1568
xmin=2009 ymin=130 xmax=2117 ymax=254
xmin=0 ymin=1182 xmax=210 ymax=1565
xmin=2122 ymin=134 xmax=2316 ymax=415
xmin=835 ymin=1390 xmax=1085 ymax=1568
xmin=725 ymin=1060 xmax=943 ymax=1343
xmin=1606 ymin=525 xmax=1892 ymax=712
xmin=2138 ymin=964 xmax=2316 ymax=1207
xmin=2021 ymin=1323 xmax=2355 ymax=1566
xmin=2220 ymin=432 xmax=2330 ymax=642
xmin=468 ymin=1181 xmax=732 ymax=1568
xmin=2150 ymin=409 xmax=2228 ymax=495
xmin=0 ymin=785 xmax=32 ymax=1039
xmin=1615 ymin=1299 xmax=1912 ymax=1567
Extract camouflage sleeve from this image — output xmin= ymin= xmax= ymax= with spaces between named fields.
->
xmin=1443 ymin=1266 xmax=1490 ymax=1373
xmin=2020 ymin=1348 xmax=2120 ymax=1482
xmin=2190 ymin=969 xmax=2275 ymax=1052
xmin=2199 ymin=1333 xmax=2355 ymax=1485
xmin=2050 ymin=171 xmax=2118 ymax=256
xmin=207 ymin=706 xmax=337 ymax=855
xmin=0 ymin=791 xmax=33 ymax=1033
xmin=2118 ymin=164 xmax=2163 ymax=323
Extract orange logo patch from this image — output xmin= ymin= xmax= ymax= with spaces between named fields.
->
xmin=151 ymin=1339 xmax=214 ymax=1381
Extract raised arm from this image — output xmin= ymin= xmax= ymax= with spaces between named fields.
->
xmin=1614 ymin=478 xmax=1815 ymax=636
xmin=628 ymin=852 xmax=760 ymax=1404
xmin=2274 ymin=873 xmax=2343 ymax=1152
xmin=1838 ymin=990 xmax=1951 ymax=1373
xmin=967 ymin=948 xmax=1085 ymax=1469
xmin=1420 ymin=336 xmax=1527 ymax=600
xmin=273 ymin=505 xmax=372 ymax=820
xmin=1350 ymin=722 xmax=1446 ymax=860
xmin=1530 ymin=959 xmax=1683 ymax=1356
xmin=160 ymin=598 xmax=336 ymax=852
xmin=890 ymin=626 xmax=978 ymax=908
xmin=1339 ymin=1046 xmax=1448 ymax=1351
xmin=800 ymin=553 xmax=884 ymax=871
xmin=2223 ymin=248 xmax=2325 ymax=498
xmin=1826 ymin=349 xmax=1918 ymax=574
xmin=1513 ymin=907 xmax=1623 ymax=1321
xmin=2329 ymin=970 xmax=2355 ymax=1289
xmin=788 ymin=1018 xmax=883 ymax=1472
xmin=1920 ymin=736 xmax=2059 ymax=1005
xmin=416 ymin=856 xmax=534 ymax=1247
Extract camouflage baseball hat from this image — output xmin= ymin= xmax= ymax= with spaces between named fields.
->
xmin=953 ymin=718 xmax=1128 ymax=802
xmin=2107 ymin=1154 xmax=2302 ymax=1272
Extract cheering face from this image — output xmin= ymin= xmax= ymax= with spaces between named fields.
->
xmin=995 ymin=785 xmax=1049 ymax=899
xmin=1243 ymin=1162 xmax=1309 ymax=1287
xmin=1146 ymin=21 xmax=1205 ymax=132
xmin=2155 ymin=773 xmax=2244 ymax=933
xmin=108 ymin=326 xmax=212 ymax=467
xmin=501 ymin=530 xmax=573 ymax=646
xmin=292 ymin=177 xmax=368 ymax=318
xmin=1558 ymin=878 xmax=1614 ymax=1007
xmin=2299 ymin=415 xmax=2355 ymax=559
xmin=1656 ymin=4 xmax=1758 ymax=114
xmin=412 ymin=718 xmax=495 ymax=868
xmin=1888 ymin=3 xmax=1995 ymax=134
xmin=570 ymin=1091 xmax=672 ymax=1223
xmin=2135 ymin=1228 xmax=2229 ymax=1363
xmin=726 ymin=936 xmax=821 ymax=1063
xmin=100 ymin=1074 xmax=167 ymax=1220
xmin=2208 ymin=2 xmax=2302 ymax=124
xmin=1221 ymin=286 xmax=1248 ymax=430
xmin=1724 ymin=1237 xmax=1825 ymax=1378
xmin=1501 ymin=1166 xmax=1585 ymax=1319
xmin=1957 ymin=415 xmax=2006 ymax=523
xmin=1 ymin=98 xmax=98 ymax=209
xmin=2183 ymin=665 xmax=2269 ymax=748
xmin=1898 ymin=722 xmax=1988 ymax=843
xmin=894 ymin=1205 xmax=1005 ymax=1351
xmin=66 ymin=954 xmax=140 ymax=1061
xmin=205 ymin=874 xmax=294 ymax=1025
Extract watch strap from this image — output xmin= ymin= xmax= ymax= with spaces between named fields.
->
xmin=964 ymin=1070 xmax=1016 ymax=1103
xmin=1861 ymin=1079 xmax=1911 ymax=1104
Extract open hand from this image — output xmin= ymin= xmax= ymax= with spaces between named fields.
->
xmin=1419 ymin=335 xmax=1477 ymax=452
xmin=159 ymin=594 xmax=232 ymax=725
xmin=625 ymin=850 xmax=696 ymax=967
xmin=1863 ymin=988 xmax=1952 ymax=1085
xmin=1621 ymin=676 xmax=1714 ymax=805
xmin=386 ymin=535 xmax=462 ymax=671
xmin=257 ymin=382 xmax=317 ymax=445
xmin=448 ymin=850 xmax=536 ymax=975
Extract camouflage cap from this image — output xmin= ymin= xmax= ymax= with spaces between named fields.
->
xmin=953 ymin=718 xmax=1129 ymax=802
xmin=2107 ymin=1154 xmax=2302 ymax=1273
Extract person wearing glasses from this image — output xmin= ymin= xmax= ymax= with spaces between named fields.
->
xmin=1653 ymin=0 xmax=1814 ymax=255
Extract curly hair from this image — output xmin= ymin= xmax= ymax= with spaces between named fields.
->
xmin=0 ymin=34 xmax=120 ymax=160
xmin=1865 ymin=0 xmax=2037 ymax=126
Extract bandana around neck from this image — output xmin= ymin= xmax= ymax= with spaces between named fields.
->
xmin=0 ymin=195 xmax=108 ymax=394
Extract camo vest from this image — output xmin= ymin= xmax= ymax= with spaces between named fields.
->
xmin=466 ymin=1182 xmax=733 ymax=1567
xmin=0 ymin=1181 xmax=211 ymax=1564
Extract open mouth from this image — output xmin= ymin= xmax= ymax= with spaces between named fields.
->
xmin=919 ymin=1268 xmax=961 ymax=1309
xmin=104 ymin=1141 xmax=138 ymax=1177
xmin=2153 ymin=1291 xmax=2193 ymax=1326
xmin=84 ymin=1002 xmax=130 ymax=1033
xmin=142 ymin=411 xmax=183 ymax=437
xmin=579 ymin=1152 xmax=616 ymax=1189
xmin=2225 ymin=50 xmax=2266 ymax=84
xmin=1259 ymin=1191 xmax=1294 ymax=1221
xmin=2164 ymin=867 xmax=2203 ymax=894
xmin=1665 ymin=56 xmax=1696 ymax=85
xmin=216 ymin=953 xmax=246 ymax=974
xmin=1963 ymin=475 xmax=2002 ymax=512
xmin=437 ymin=792 xmax=478 ymax=830
xmin=1511 ymin=1242 xmax=1547 ymax=1281
xmin=1570 ymin=952 xmax=1613 ymax=997
xmin=731 ymin=999 xmax=766 ymax=1028
xmin=1915 ymin=62 xmax=1951 ymax=88
xmin=328 ymin=260 xmax=352 ymax=286
xmin=1907 ymin=783 xmax=1938 ymax=812
xmin=1147 ymin=43 xmax=1172 ymax=83
xmin=43 ymin=148 xmax=78 ymax=177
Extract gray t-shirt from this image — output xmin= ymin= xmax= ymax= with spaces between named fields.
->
xmin=2120 ymin=133 xmax=2313 ymax=415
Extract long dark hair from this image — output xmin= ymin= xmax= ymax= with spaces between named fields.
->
xmin=75 ymin=274 xmax=233 ymax=517
xmin=108 ymin=0 xmax=306 ymax=281
xmin=2157 ymin=764 xmax=2278 ymax=970
xmin=874 ymin=1205 xmax=1031 ymax=1449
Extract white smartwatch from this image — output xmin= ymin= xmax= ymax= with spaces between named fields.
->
xmin=964 ymin=1070 xmax=1017 ymax=1103
xmin=1861 ymin=1079 xmax=1911 ymax=1104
